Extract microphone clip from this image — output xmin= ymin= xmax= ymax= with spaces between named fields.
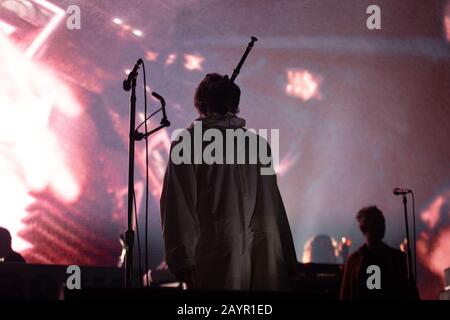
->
xmin=123 ymin=59 xmax=143 ymax=92
xmin=393 ymin=188 xmax=412 ymax=196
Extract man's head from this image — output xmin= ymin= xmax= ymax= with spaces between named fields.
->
xmin=194 ymin=73 xmax=240 ymax=116
xmin=0 ymin=227 xmax=12 ymax=256
xmin=356 ymin=206 xmax=386 ymax=243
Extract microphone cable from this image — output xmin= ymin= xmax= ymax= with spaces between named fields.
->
xmin=142 ymin=61 xmax=150 ymax=287
xmin=136 ymin=107 xmax=162 ymax=131
xmin=133 ymin=191 xmax=143 ymax=287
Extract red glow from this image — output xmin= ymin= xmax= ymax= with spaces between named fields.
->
xmin=0 ymin=33 xmax=82 ymax=252
xmin=445 ymin=3 xmax=450 ymax=42
xmin=417 ymin=192 xmax=450 ymax=282
xmin=420 ymin=195 xmax=445 ymax=229
xmin=446 ymin=17 xmax=450 ymax=41
xmin=146 ymin=50 xmax=159 ymax=61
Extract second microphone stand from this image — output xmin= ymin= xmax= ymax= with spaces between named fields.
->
xmin=401 ymin=194 xmax=416 ymax=299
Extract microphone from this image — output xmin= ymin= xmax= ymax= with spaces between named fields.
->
xmin=393 ymin=188 xmax=412 ymax=196
xmin=123 ymin=58 xmax=143 ymax=91
xmin=151 ymin=91 xmax=165 ymax=105
xmin=152 ymin=91 xmax=170 ymax=127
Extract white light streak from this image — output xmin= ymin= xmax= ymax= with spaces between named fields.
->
xmin=25 ymin=0 xmax=65 ymax=58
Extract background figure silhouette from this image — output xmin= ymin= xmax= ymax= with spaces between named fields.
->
xmin=0 ymin=227 xmax=26 ymax=263
xmin=302 ymin=235 xmax=337 ymax=264
xmin=340 ymin=206 xmax=417 ymax=299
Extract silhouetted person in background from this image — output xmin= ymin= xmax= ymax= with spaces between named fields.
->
xmin=0 ymin=227 xmax=26 ymax=263
xmin=303 ymin=234 xmax=337 ymax=264
xmin=340 ymin=206 xmax=416 ymax=299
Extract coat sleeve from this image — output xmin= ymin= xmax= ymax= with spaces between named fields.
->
xmin=160 ymin=145 xmax=199 ymax=275
xmin=259 ymin=140 xmax=298 ymax=274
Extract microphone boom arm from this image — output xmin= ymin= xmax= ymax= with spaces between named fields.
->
xmin=135 ymin=91 xmax=170 ymax=141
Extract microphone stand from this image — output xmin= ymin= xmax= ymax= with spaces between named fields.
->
xmin=122 ymin=58 xmax=170 ymax=288
xmin=402 ymin=195 xmax=415 ymax=299
xmin=122 ymin=60 xmax=141 ymax=288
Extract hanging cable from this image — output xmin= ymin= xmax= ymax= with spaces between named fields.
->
xmin=141 ymin=62 xmax=150 ymax=287
xmin=136 ymin=107 xmax=162 ymax=132
xmin=133 ymin=191 xmax=143 ymax=287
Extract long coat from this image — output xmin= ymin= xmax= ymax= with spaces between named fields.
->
xmin=160 ymin=114 xmax=298 ymax=290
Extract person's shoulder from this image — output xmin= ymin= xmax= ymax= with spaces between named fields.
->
xmin=391 ymin=246 xmax=406 ymax=259
xmin=346 ymin=246 xmax=365 ymax=264
xmin=383 ymin=243 xmax=406 ymax=260
xmin=7 ymin=251 xmax=26 ymax=263
xmin=383 ymin=243 xmax=402 ymax=254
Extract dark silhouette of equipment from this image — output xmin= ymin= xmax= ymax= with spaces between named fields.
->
xmin=393 ymin=186 xmax=417 ymax=298
xmin=229 ymin=36 xmax=257 ymax=83
xmin=393 ymin=188 xmax=412 ymax=195
xmin=122 ymin=59 xmax=170 ymax=288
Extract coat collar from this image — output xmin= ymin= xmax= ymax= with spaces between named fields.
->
xmin=190 ymin=113 xmax=246 ymax=129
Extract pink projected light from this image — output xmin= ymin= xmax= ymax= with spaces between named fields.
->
xmin=165 ymin=53 xmax=177 ymax=66
xmin=417 ymin=193 xmax=450 ymax=282
xmin=184 ymin=54 xmax=204 ymax=71
xmin=445 ymin=2 xmax=450 ymax=42
xmin=275 ymin=152 xmax=298 ymax=176
xmin=146 ymin=50 xmax=159 ymax=61
xmin=25 ymin=0 xmax=65 ymax=58
xmin=286 ymin=69 xmax=322 ymax=101
xmin=0 ymin=20 xmax=16 ymax=36
xmin=0 ymin=32 xmax=82 ymax=252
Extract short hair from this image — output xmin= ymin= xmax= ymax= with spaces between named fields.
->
xmin=356 ymin=206 xmax=385 ymax=240
xmin=194 ymin=73 xmax=240 ymax=116
xmin=0 ymin=227 xmax=12 ymax=248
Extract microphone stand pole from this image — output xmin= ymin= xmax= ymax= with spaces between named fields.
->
xmin=123 ymin=62 xmax=140 ymax=288
xmin=121 ymin=59 xmax=169 ymax=288
xmin=402 ymin=195 xmax=415 ymax=298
